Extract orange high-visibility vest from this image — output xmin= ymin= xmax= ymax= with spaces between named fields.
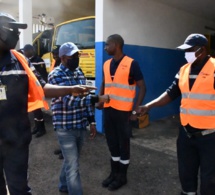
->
xmin=104 ymin=56 xmax=136 ymax=111
xmin=179 ymin=57 xmax=215 ymax=129
xmin=11 ymin=50 xmax=49 ymax=112
xmin=50 ymin=59 xmax=56 ymax=72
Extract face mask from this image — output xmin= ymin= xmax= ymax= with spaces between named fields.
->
xmin=66 ymin=58 xmax=79 ymax=71
xmin=0 ymin=27 xmax=19 ymax=50
xmin=185 ymin=52 xmax=196 ymax=64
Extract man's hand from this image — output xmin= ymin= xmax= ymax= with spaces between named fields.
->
xmin=98 ymin=95 xmax=110 ymax=103
xmin=95 ymin=102 xmax=104 ymax=110
xmin=71 ymin=85 xmax=97 ymax=96
xmin=89 ymin=124 xmax=97 ymax=139
xmin=130 ymin=108 xmax=141 ymax=121
xmin=138 ymin=105 xmax=150 ymax=115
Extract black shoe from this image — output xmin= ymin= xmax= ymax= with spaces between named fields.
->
xmin=54 ymin=149 xmax=61 ymax=155
xmin=35 ymin=130 xmax=46 ymax=138
xmin=58 ymin=153 xmax=64 ymax=159
xmin=102 ymin=173 xmax=117 ymax=188
xmin=108 ymin=176 xmax=127 ymax=191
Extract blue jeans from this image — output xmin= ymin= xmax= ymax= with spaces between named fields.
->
xmin=56 ymin=129 xmax=86 ymax=195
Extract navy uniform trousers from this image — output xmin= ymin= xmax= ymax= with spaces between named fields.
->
xmin=177 ymin=126 xmax=215 ymax=195
xmin=104 ymin=107 xmax=131 ymax=162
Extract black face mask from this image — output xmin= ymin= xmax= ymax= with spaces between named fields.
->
xmin=0 ymin=27 xmax=19 ymax=50
xmin=66 ymin=58 xmax=79 ymax=71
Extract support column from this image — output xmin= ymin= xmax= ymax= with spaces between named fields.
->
xmin=19 ymin=0 xmax=32 ymax=48
xmin=95 ymin=0 xmax=105 ymax=133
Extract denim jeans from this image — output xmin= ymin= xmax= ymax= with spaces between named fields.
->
xmin=56 ymin=129 xmax=86 ymax=195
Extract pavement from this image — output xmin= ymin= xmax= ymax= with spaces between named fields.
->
xmin=26 ymin=108 xmax=182 ymax=195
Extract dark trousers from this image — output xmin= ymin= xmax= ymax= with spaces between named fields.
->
xmin=0 ymin=143 xmax=31 ymax=195
xmin=177 ymin=126 xmax=215 ymax=195
xmin=33 ymin=108 xmax=43 ymax=120
xmin=104 ymin=107 xmax=131 ymax=161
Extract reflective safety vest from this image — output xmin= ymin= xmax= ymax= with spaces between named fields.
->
xmin=11 ymin=50 xmax=49 ymax=112
xmin=104 ymin=56 xmax=136 ymax=111
xmin=179 ymin=57 xmax=215 ymax=129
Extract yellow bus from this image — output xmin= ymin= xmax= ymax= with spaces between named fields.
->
xmin=33 ymin=28 xmax=54 ymax=70
xmin=33 ymin=16 xmax=95 ymax=87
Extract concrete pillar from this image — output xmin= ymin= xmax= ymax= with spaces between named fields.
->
xmin=95 ymin=0 xmax=105 ymax=133
xmin=19 ymin=0 xmax=32 ymax=48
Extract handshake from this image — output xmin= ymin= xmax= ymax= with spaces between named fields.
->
xmin=71 ymin=84 xmax=110 ymax=104
xmin=98 ymin=94 xmax=110 ymax=103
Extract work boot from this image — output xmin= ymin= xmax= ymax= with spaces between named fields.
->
xmin=108 ymin=163 xmax=129 ymax=191
xmin=102 ymin=159 xmax=119 ymax=188
xmin=35 ymin=120 xmax=46 ymax=138
xmin=32 ymin=120 xmax=39 ymax=134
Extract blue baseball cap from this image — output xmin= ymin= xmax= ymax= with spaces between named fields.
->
xmin=177 ymin=34 xmax=208 ymax=50
xmin=59 ymin=42 xmax=79 ymax=57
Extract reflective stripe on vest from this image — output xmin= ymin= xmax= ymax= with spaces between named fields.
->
xmin=181 ymin=93 xmax=215 ymax=100
xmin=103 ymin=56 xmax=136 ymax=111
xmin=11 ymin=50 xmax=49 ymax=112
xmin=179 ymin=57 xmax=215 ymax=129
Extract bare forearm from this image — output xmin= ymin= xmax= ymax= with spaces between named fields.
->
xmin=99 ymin=80 xmax=105 ymax=95
xmin=146 ymin=92 xmax=172 ymax=109
xmin=43 ymin=84 xmax=72 ymax=98
xmin=134 ymin=80 xmax=146 ymax=109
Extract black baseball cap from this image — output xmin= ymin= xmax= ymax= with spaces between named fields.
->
xmin=51 ymin=45 xmax=61 ymax=54
xmin=177 ymin=34 xmax=208 ymax=50
xmin=23 ymin=44 xmax=34 ymax=51
xmin=0 ymin=12 xmax=27 ymax=29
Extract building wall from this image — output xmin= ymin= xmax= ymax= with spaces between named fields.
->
xmin=98 ymin=0 xmax=215 ymax=49
xmin=95 ymin=0 xmax=215 ymax=133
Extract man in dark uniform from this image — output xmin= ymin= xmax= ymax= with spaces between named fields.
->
xmin=23 ymin=44 xmax=48 ymax=137
xmin=99 ymin=34 xmax=146 ymax=191
xmin=139 ymin=34 xmax=215 ymax=195
xmin=0 ymin=12 xmax=99 ymax=195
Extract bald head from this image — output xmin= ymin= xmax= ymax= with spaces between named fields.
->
xmin=107 ymin=34 xmax=124 ymax=50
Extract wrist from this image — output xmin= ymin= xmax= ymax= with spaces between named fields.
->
xmin=90 ymin=122 xmax=96 ymax=126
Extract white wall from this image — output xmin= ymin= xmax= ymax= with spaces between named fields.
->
xmin=97 ymin=0 xmax=215 ymax=49
xmin=19 ymin=0 xmax=32 ymax=47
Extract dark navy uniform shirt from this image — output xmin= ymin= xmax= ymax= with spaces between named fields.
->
xmin=29 ymin=55 xmax=48 ymax=82
xmin=0 ymin=51 xmax=46 ymax=145
xmin=110 ymin=55 xmax=143 ymax=83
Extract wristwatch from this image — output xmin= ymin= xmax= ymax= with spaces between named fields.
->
xmin=132 ymin=110 xmax=137 ymax=115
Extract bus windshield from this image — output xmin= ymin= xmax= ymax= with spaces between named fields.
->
xmin=54 ymin=18 xmax=95 ymax=49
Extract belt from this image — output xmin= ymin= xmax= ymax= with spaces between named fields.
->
xmin=183 ymin=126 xmax=215 ymax=138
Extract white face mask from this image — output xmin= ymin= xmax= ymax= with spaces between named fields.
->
xmin=185 ymin=52 xmax=196 ymax=64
